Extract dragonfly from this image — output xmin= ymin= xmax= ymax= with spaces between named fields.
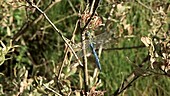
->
xmin=71 ymin=30 xmax=117 ymax=70
xmin=86 ymin=31 xmax=102 ymax=70
xmin=72 ymin=30 xmax=116 ymax=52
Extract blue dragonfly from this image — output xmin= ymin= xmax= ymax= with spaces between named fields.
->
xmin=86 ymin=31 xmax=102 ymax=71
xmin=72 ymin=30 xmax=116 ymax=70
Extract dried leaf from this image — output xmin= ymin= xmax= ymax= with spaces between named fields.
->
xmin=141 ymin=37 xmax=151 ymax=47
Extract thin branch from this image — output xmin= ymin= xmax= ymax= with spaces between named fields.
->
xmin=112 ymin=55 xmax=150 ymax=96
xmin=25 ymin=0 xmax=83 ymax=67
xmin=57 ymin=20 xmax=80 ymax=80
xmin=115 ymin=76 xmax=139 ymax=96
xmin=82 ymin=29 xmax=89 ymax=95
xmin=43 ymin=84 xmax=62 ymax=96
xmin=68 ymin=0 xmax=77 ymax=14
xmin=12 ymin=21 xmax=31 ymax=44
xmin=56 ymin=20 xmax=80 ymax=95
xmin=102 ymin=45 xmax=145 ymax=51
xmin=13 ymin=0 xmax=60 ymax=44
xmin=44 ymin=13 xmax=77 ymax=29
xmin=33 ymin=0 xmax=61 ymax=24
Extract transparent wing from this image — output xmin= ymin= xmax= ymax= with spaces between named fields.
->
xmin=71 ymin=30 xmax=116 ymax=70
xmin=72 ymin=30 xmax=116 ymax=52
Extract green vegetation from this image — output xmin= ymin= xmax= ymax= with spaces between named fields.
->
xmin=0 ymin=0 xmax=170 ymax=95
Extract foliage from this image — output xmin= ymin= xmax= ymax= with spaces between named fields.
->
xmin=0 ymin=0 xmax=170 ymax=96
